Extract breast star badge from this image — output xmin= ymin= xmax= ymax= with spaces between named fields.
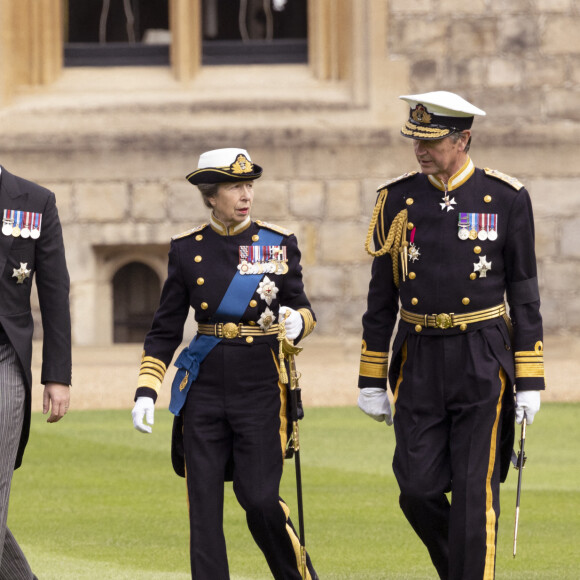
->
xmin=12 ymin=262 xmax=31 ymax=284
xmin=257 ymin=276 xmax=279 ymax=305
xmin=473 ymin=256 xmax=492 ymax=278
xmin=440 ymin=194 xmax=457 ymax=212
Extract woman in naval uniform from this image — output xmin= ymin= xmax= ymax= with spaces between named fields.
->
xmin=131 ymin=148 xmax=317 ymax=580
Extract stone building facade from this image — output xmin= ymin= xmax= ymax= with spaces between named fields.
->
xmin=1 ymin=0 xmax=579 ymax=346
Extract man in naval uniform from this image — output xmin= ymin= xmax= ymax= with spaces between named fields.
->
xmin=357 ymin=92 xmax=544 ymax=580
xmin=131 ymin=148 xmax=318 ymax=579
xmin=0 ymin=165 xmax=71 ymax=579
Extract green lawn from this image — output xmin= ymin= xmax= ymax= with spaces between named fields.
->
xmin=9 ymin=403 xmax=580 ymax=579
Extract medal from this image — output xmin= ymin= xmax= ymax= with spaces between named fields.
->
xmin=11 ymin=211 xmax=21 ymax=237
xmin=30 ymin=212 xmax=42 ymax=239
xmin=257 ymin=276 xmax=279 ymax=305
xmin=2 ymin=209 xmax=13 ymax=236
xmin=458 ymin=213 xmax=469 ymax=240
xmin=408 ymin=227 xmax=420 ymax=262
xmin=487 ymin=214 xmax=498 ymax=241
xmin=440 ymin=192 xmax=457 ymax=212
xmin=474 ymin=255 xmax=492 ymax=278
xmin=12 ymin=262 xmax=31 ymax=284
xmin=20 ymin=212 xmax=31 ymax=238
xmin=238 ymin=244 xmax=288 ymax=276
xmin=468 ymin=213 xmax=478 ymax=240
xmin=478 ymin=213 xmax=488 ymax=241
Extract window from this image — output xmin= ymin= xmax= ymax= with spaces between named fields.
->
xmin=202 ymin=0 xmax=307 ymax=65
xmin=65 ymin=0 xmax=170 ymax=66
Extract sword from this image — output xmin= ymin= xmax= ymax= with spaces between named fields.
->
xmin=278 ymin=314 xmax=307 ymax=578
xmin=512 ymin=417 xmax=527 ymax=558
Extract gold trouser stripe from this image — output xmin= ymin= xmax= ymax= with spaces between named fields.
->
xmin=279 ymin=500 xmax=312 ymax=580
xmin=483 ymin=366 xmax=507 ymax=579
xmin=400 ymin=303 xmax=506 ymax=328
xmin=271 ymin=349 xmax=288 ymax=460
xmin=392 ymin=341 xmax=408 ymax=418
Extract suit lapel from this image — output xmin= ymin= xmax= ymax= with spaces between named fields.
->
xmin=0 ymin=167 xmax=24 ymax=277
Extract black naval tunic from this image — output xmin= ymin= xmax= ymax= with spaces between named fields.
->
xmin=359 ymin=158 xmax=545 ymax=580
xmin=136 ymin=215 xmax=317 ymax=580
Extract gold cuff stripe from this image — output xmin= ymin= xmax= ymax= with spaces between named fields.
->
xmin=298 ymin=308 xmax=316 ymax=338
xmin=515 ymin=366 xmax=545 ymax=378
xmin=361 ymin=348 xmax=389 ymax=358
xmin=359 ymin=361 xmax=388 ymax=379
xmin=137 ymin=374 xmax=163 ymax=394
xmin=140 ymin=355 xmax=167 ymax=373
xmin=360 ymin=354 xmax=388 ymax=364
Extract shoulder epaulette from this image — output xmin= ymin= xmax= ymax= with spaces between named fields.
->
xmin=255 ymin=219 xmax=293 ymax=236
xmin=377 ymin=171 xmax=418 ymax=193
xmin=171 ymin=223 xmax=209 ymax=241
xmin=484 ymin=168 xmax=524 ymax=191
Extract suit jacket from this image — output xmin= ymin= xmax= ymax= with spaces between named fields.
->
xmin=0 ymin=166 xmax=71 ymax=468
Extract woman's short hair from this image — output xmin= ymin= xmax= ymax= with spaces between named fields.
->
xmin=196 ymin=183 xmax=219 ymax=209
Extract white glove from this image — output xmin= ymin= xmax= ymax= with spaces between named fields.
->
xmin=515 ymin=390 xmax=541 ymax=425
xmin=357 ymin=387 xmax=393 ymax=426
xmin=273 ymin=0 xmax=288 ymax=10
xmin=132 ymin=396 xmax=155 ymax=433
xmin=279 ymin=306 xmax=303 ymax=340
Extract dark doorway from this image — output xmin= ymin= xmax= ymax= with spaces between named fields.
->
xmin=113 ymin=262 xmax=160 ymax=343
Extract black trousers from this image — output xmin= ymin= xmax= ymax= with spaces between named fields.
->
xmin=392 ymin=329 xmax=509 ymax=580
xmin=182 ymin=341 xmax=316 ymax=580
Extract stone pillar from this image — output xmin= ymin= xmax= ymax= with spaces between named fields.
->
xmin=169 ymin=0 xmax=202 ymax=82
xmin=0 ymin=0 xmax=62 ymax=105
xmin=309 ymin=0 xmax=352 ymax=82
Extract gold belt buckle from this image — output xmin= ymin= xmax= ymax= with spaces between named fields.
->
xmin=221 ymin=322 xmax=240 ymax=339
xmin=435 ymin=313 xmax=453 ymax=329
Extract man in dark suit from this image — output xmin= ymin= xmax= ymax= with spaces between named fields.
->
xmin=0 ymin=165 xmax=71 ymax=579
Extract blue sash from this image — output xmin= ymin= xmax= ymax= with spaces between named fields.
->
xmin=169 ymin=228 xmax=283 ymax=415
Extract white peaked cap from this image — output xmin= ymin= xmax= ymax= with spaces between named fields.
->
xmin=399 ymin=91 xmax=486 ymax=117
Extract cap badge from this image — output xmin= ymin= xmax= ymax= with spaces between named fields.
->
xmin=411 ymin=105 xmax=432 ymax=125
xmin=230 ymin=154 xmax=254 ymax=175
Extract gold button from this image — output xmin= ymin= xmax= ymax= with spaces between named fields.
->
xmin=407 ymin=222 xmax=414 ymax=230
xmin=195 ymin=234 xmax=203 ymax=241
xmin=249 ymin=300 xmax=257 ymax=308
xmin=411 ymin=298 xmax=418 ymax=305
xmin=194 ymin=255 xmax=202 ymax=263
xmin=409 ymin=272 xmax=416 ymax=280
xmin=197 ymin=277 xmax=204 ymax=285
xmin=415 ymin=325 xmax=422 ymax=333
xmin=246 ymin=336 xmax=254 ymax=344
xmin=406 ymin=198 xmax=414 ymax=206
xmin=200 ymin=302 xmax=208 ymax=310
xmin=470 ymin=273 xmax=477 ymax=280
xmin=474 ymin=246 xmax=482 ymax=254
xmin=484 ymin=195 xmax=492 ymax=203
xmin=460 ymin=323 xmax=467 ymax=331
xmin=462 ymin=297 xmax=470 ymax=305
xmin=252 ymin=235 xmax=259 ymax=242
xmin=248 ymin=320 xmax=257 ymax=326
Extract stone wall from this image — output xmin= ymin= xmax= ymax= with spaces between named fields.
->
xmin=1 ymin=0 xmax=579 ymax=344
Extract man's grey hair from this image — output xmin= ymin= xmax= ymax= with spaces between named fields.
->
xmin=449 ymin=131 xmax=472 ymax=153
